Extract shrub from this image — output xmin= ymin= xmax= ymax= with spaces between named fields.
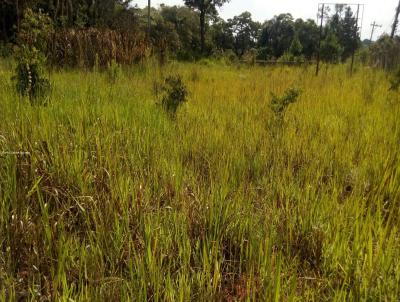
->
xmin=369 ymin=35 xmax=400 ymax=70
xmin=269 ymin=87 xmax=301 ymax=119
xmin=13 ymin=9 xmax=53 ymax=103
xmin=320 ymin=31 xmax=343 ymax=64
xmin=160 ymin=75 xmax=188 ymax=117
xmin=242 ymin=48 xmax=258 ymax=65
xmin=106 ymin=59 xmax=122 ymax=85
xmin=0 ymin=42 xmax=13 ymax=58
xmin=190 ymin=68 xmax=200 ymax=82
xmin=198 ymin=58 xmax=215 ymax=66
xmin=389 ymin=65 xmax=400 ymax=91
xmin=222 ymin=49 xmax=239 ymax=64
xmin=14 ymin=47 xmax=51 ymax=100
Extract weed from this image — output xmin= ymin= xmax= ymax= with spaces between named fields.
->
xmin=160 ymin=75 xmax=188 ymax=117
xmin=389 ymin=65 xmax=400 ymax=91
xmin=106 ymin=59 xmax=122 ymax=85
xmin=0 ymin=62 xmax=399 ymax=301
xmin=13 ymin=9 xmax=53 ymax=103
xmin=190 ymin=68 xmax=200 ymax=82
xmin=269 ymin=87 xmax=301 ymax=119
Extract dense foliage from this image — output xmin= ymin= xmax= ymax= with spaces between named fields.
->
xmin=13 ymin=9 xmax=53 ymax=102
xmin=0 ymin=1 xmax=369 ymax=63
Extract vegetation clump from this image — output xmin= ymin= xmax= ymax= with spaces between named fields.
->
xmin=13 ymin=9 xmax=53 ymax=103
xmin=269 ymin=87 xmax=301 ymax=119
xmin=106 ymin=59 xmax=122 ymax=85
xmin=389 ymin=65 xmax=400 ymax=91
xmin=160 ymin=75 xmax=188 ymax=116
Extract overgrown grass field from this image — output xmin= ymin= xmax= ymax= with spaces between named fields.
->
xmin=0 ymin=60 xmax=399 ymax=301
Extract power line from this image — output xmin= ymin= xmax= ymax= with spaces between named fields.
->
xmin=370 ymin=21 xmax=382 ymax=41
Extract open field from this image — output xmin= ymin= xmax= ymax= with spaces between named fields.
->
xmin=0 ymin=60 xmax=399 ymax=301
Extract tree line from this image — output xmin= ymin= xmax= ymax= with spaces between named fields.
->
xmin=0 ymin=0 xmax=389 ymax=64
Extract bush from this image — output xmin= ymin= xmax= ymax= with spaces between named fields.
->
xmin=0 ymin=43 xmax=13 ymax=58
xmin=369 ymin=35 xmax=400 ymax=70
xmin=198 ymin=58 xmax=215 ymax=66
xmin=13 ymin=9 xmax=53 ymax=103
xmin=14 ymin=47 xmax=51 ymax=100
xmin=106 ymin=59 xmax=122 ymax=85
xmin=390 ymin=65 xmax=400 ymax=91
xmin=270 ymin=88 xmax=301 ymax=119
xmin=242 ymin=48 xmax=258 ymax=65
xmin=160 ymin=75 xmax=188 ymax=117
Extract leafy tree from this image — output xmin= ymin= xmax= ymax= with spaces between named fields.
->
xmin=340 ymin=7 xmax=359 ymax=60
xmin=228 ymin=12 xmax=261 ymax=57
xmin=184 ymin=0 xmax=230 ymax=54
xmin=150 ymin=12 xmax=180 ymax=61
xmin=325 ymin=5 xmax=360 ymax=61
xmin=294 ymin=18 xmax=318 ymax=59
xmin=289 ymin=34 xmax=303 ymax=57
xmin=210 ymin=17 xmax=234 ymax=52
xmin=259 ymin=13 xmax=295 ymax=59
xmin=320 ymin=31 xmax=343 ymax=63
xmin=160 ymin=5 xmax=201 ymax=59
xmin=369 ymin=35 xmax=400 ymax=70
xmin=0 ymin=0 xmax=370 ymax=65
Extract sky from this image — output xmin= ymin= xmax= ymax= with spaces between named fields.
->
xmin=134 ymin=0 xmax=399 ymax=40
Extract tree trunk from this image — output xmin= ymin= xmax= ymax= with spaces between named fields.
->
xmin=1 ymin=4 xmax=7 ymax=41
xmin=16 ymin=0 xmax=20 ymax=32
xmin=200 ymin=9 xmax=205 ymax=54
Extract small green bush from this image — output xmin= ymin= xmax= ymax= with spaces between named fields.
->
xmin=14 ymin=47 xmax=51 ymax=100
xmin=0 ymin=42 xmax=13 ymax=58
xmin=270 ymin=87 xmax=301 ymax=119
xmin=106 ymin=59 xmax=122 ymax=85
xmin=160 ymin=75 xmax=188 ymax=117
xmin=389 ymin=65 xmax=400 ymax=91
xmin=13 ymin=9 xmax=53 ymax=103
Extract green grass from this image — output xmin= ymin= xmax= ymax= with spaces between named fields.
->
xmin=0 ymin=60 xmax=399 ymax=301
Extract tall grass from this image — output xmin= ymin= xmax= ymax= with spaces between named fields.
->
xmin=0 ymin=60 xmax=399 ymax=301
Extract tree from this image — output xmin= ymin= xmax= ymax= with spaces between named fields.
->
xmin=184 ymin=0 xmax=230 ymax=54
xmin=320 ymin=31 xmax=343 ymax=63
xmin=289 ymin=34 xmax=303 ymax=57
xmin=228 ymin=12 xmax=261 ymax=57
xmin=340 ymin=6 xmax=359 ymax=60
xmin=160 ymin=5 xmax=201 ymax=59
xmin=259 ymin=13 xmax=295 ymax=59
xmin=294 ymin=19 xmax=319 ymax=59
xmin=369 ymin=35 xmax=400 ymax=70
xmin=325 ymin=5 xmax=360 ymax=61
xmin=210 ymin=17 xmax=234 ymax=52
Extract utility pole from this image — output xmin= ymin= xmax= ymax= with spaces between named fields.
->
xmin=316 ymin=3 xmax=325 ymax=76
xmin=391 ymin=0 xmax=400 ymax=39
xmin=370 ymin=21 xmax=382 ymax=41
xmin=147 ymin=0 xmax=151 ymax=43
xmin=350 ymin=4 xmax=360 ymax=76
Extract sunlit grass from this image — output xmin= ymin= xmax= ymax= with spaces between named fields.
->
xmin=0 ymin=60 xmax=399 ymax=301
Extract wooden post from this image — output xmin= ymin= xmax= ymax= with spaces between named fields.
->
xmin=147 ymin=0 xmax=151 ymax=43
xmin=350 ymin=4 xmax=360 ymax=76
xmin=370 ymin=21 xmax=382 ymax=41
xmin=316 ymin=4 xmax=325 ymax=76
xmin=391 ymin=0 xmax=400 ymax=39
